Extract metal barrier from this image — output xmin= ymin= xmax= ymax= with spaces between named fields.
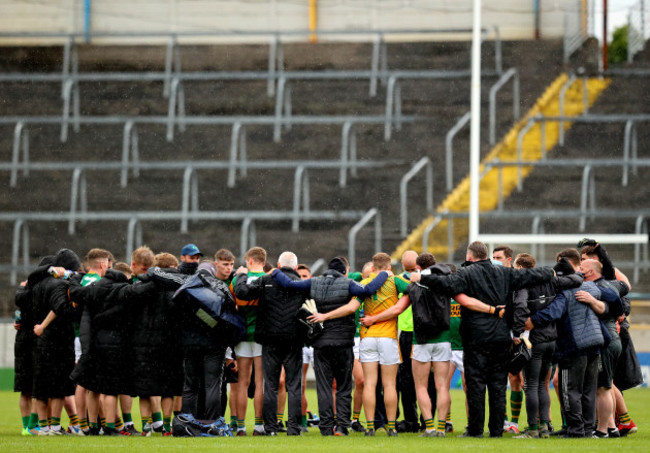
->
xmin=383 ymin=68 xmax=502 ymax=141
xmin=489 ymin=68 xmax=520 ymax=146
xmin=3 ymin=209 xmax=373 ymax=285
xmin=399 ymin=157 xmax=434 ymax=237
xmin=445 ymin=112 xmax=471 ymax=192
xmin=484 ymin=159 xmax=650 ymax=232
xmin=628 ymin=0 xmax=650 ymax=63
xmin=515 ymin=114 xmax=650 ymax=189
xmin=348 ymin=208 xmax=382 ymax=271
xmin=423 ymin=209 xmax=650 ymax=283
xmin=3 ymin=114 xmax=419 ymax=186
xmin=563 ymin=0 xmax=595 ymax=63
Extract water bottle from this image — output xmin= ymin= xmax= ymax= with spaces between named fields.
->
xmin=14 ymin=310 xmax=21 ymax=324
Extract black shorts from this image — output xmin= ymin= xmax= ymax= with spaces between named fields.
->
xmin=598 ymin=338 xmax=622 ymax=389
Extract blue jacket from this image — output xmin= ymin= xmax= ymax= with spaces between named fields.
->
xmin=531 ymin=281 xmax=616 ymax=360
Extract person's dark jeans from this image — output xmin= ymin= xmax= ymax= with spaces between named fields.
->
xmin=182 ymin=346 xmax=226 ymax=419
xmin=464 ymin=342 xmax=510 ymax=437
xmin=523 ymin=340 xmax=555 ymax=427
xmin=262 ymin=343 xmax=303 ymax=435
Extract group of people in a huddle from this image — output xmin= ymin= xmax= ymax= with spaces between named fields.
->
xmin=13 ymin=238 xmax=641 ymax=439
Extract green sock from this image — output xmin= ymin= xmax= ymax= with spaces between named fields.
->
xmin=39 ymin=419 xmax=48 ymax=429
xmin=80 ymin=417 xmax=89 ymax=430
xmin=424 ymin=418 xmax=435 ymax=431
xmin=90 ymin=422 xmax=99 ymax=429
xmin=29 ymin=413 xmax=39 ymax=429
xmin=107 ymin=422 xmax=116 ymax=430
xmin=51 ymin=417 xmax=61 ymax=428
xmin=163 ymin=416 xmax=172 ymax=432
xmin=152 ymin=412 xmax=162 ymax=423
xmin=301 ymin=415 xmax=308 ymax=427
xmin=530 ymin=423 xmax=538 ymax=431
xmin=437 ymin=420 xmax=446 ymax=432
xmin=510 ymin=390 xmax=523 ymax=424
xmin=367 ymin=420 xmax=375 ymax=431
xmin=115 ymin=417 xmax=123 ymax=430
xmin=100 ymin=417 xmax=106 ymax=428
xmin=21 ymin=415 xmax=30 ymax=429
xmin=123 ymin=412 xmax=133 ymax=424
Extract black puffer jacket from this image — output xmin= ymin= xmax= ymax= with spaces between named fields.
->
xmin=234 ymin=267 xmax=306 ymax=346
xmin=311 ymin=270 xmax=356 ymax=348
xmin=130 ymin=267 xmax=184 ymax=397
xmin=147 ymin=266 xmax=235 ymax=350
xmin=420 ymin=259 xmax=554 ymax=346
xmin=525 ymin=274 xmax=584 ymax=343
xmin=69 ymin=269 xmax=155 ymax=395
xmin=30 ymin=249 xmax=82 ymax=400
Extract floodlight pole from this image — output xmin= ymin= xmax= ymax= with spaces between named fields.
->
xmin=469 ymin=0 xmax=482 ymax=243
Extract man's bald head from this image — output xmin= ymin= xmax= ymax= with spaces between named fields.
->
xmin=401 ymin=250 xmax=418 ymax=273
xmin=580 ymin=258 xmax=603 ymax=282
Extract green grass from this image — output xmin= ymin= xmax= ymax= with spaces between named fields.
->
xmin=0 ymin=388 xmax=648 ymax=452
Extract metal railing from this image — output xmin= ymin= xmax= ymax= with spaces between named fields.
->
xmin=515 ymin=113 xmax=650 ymax=189
xmin=1 ymin=27 xmax=503 ymax=98
xmin=399 ymin=157 xmax=434 ymax=237
xmin=3 ymin=114 xmax=422 ymax=185
xmin=484 ymin=159 xmax=650 ymax=228
xmin=348 ymin=209 xmax=382 ymax=271
xmin=5 ymin=209 xmax=376 ymax=286
xmin=564 ymin=0 xmax=595 ymax=63
xmin=628 ymin=0 xmax=650 ymax=63
xmin=422 ymin=209 xmax=650 ymax=280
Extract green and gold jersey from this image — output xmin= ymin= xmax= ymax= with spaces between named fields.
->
xmin=358 ymin=274 xmax=410 ymax=340
xmin=230 ymin=271 xmax=265 ymax=342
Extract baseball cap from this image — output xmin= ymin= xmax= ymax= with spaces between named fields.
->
xmin=180 ymin=243 xmax=203 ymax=257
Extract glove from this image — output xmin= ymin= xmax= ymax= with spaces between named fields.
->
xmin=577 ymin=238 xmax=597 ymax=249
xmin=302 ymin=299 xmax=318 ymax=314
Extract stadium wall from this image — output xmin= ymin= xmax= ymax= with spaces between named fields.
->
xmin=0 ymin=0 xmax=575 ymax=44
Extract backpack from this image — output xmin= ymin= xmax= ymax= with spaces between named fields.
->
xmin=173 ymin=272 xmax=245 ymax=346
xmin=172 ymin=414 xmax=234 ymax=437
xmin=410 ymin=264 xmax=451 ymax=344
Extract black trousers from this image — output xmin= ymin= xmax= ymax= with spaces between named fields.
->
xmin=558 ymin=353 xmax=599 ymax=437
xmin=523 ymin=340 xmax=555 ymax=427
xmin=313 ymin=345 xmax=354 ymax=432
xmin=262 ymin=343 xmax=303 ymax=435
xmin=464 ymin=342 xmax=510 ymax=437
xmin=182 ymin=346 xmax=226 ymax=420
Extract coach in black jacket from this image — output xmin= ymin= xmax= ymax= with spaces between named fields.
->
xmin=234 ymin=251 xmax=306 ymax=436
xmin=411 ymin=241 xmax=554 ymax=438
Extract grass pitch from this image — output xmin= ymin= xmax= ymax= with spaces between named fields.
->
xmin=0 ymin=388 xmax=647 ymax=452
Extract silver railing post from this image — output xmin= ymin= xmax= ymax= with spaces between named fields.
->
xmin=69 ymin=167 xmax=87 ymax=235
xmin=126 ymin=218 xmax=143 ymax=260
xmin=292 ymin=166 xmax=310 ymax=233
xmin=181 ymin=167 xmax=199 ymax=233
xmin=399 ymin=157 xmax=433 ymax=237
xmin=11 ymin=122 xmax=29 ymax=187
xmin=446 ymin=111 xmax=471 ymax=192
xmin=240 ymin=218 xmax=257 ymax=261
xmin=348 ymin=208 xmax=380 ymax=270
xmin=11 ymin=219 xmax=29 ymax=286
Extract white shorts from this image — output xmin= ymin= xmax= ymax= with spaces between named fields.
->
xmin=353 ymin=337 xmax=361 ymax=360
xmin=451 ymin=350 xmax=464 ymax=374
xmin=74 ymin=337 xmax=82 ymax=363
xmin=359 ymin=337 xmax=401 ymax=365
xmin=302 ymin=346 xmax=314 ymax=365
xmin=411 ymin=342 xmax=452 ymax=363
xmin=234 ymin=341 xmax=262 ymax=358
